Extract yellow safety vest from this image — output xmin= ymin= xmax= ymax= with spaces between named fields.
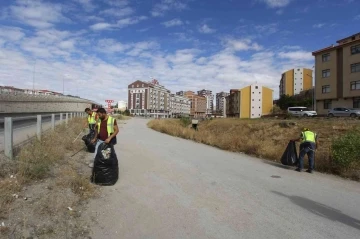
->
xmin=301 ymin=131 xmax=316 ymax=144
xmin=97 ymin=116 xmax=115 ymax=137
xmin=88 ymin=112 xmax=97 ymax=124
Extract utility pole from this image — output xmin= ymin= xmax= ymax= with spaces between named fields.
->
xmin=32 ymin=60 xmax=36 ymax=94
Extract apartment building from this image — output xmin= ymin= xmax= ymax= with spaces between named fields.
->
xmin=312 ymin=33 xmax=360 ymax=115
xmin=170 ymin=94 xmax=191 ymax=117
xmin=279 ymin=68 xmax=313 ymax=98
xmin=128 ymin=79 xmax=171 ymax=118
xmin=225 ymin=89 xmax=241 ymax=117
xmin=216 ymin=91 xmax=230 ymax=117
xmin=176 ymin=91 xmax=185 ymax=96
xmin=225 ymin=84 xmax=273 ymax=119
xmin=197 ymin=89 xmax=214 ymax=115
xmin=184 ymin=91 xmax=206 ymax=118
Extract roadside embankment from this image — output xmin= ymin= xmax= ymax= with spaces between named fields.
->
xmin=0 ymin=118 xmax=97 ymax=238
xmin=148 ymin=118 xmax=360 ymax=180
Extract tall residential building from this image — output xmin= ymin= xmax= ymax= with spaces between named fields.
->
xmin=225 ymin=84 xmax=273 ymax=119
xmin=197 ymin=89 xmax=214 ymax=115
xmin=312 ymin=33 xmax=360 ymax=115
xmin=184 ymin=91 xmax=207 ymax=118
xmin=170 ymin=94 xmax=191 ymax=117
xmin=128 ymin=79 xmax=171 ymax=118
xmin=279 ymin=68 xmax=313 ymax=98
xmin=216 ymin=91 xmax=230 ymax=116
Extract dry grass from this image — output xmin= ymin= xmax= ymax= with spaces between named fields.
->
xmin=16 ymin=120 xmax=84 ymax=183
xmin=0 ymin=118 xmax=97 ymax=238
xmin=148 ymin=118 xmax=360 ymax=179
xmin=114 ymin=114 xmax=131 ymax=120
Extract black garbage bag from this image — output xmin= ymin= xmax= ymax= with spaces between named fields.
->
xmin=281 ymin=141 xmax=299 ymax=166
xmin=82 ymin=130 xmax=96 ymax=153
xmin=91 ymin=143 xmax=119 ymax=186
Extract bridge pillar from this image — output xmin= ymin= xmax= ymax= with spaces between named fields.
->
xmin=51 ymin=114 xmax=55 ymax=130
xmin=60 ymin=113 xmax=63 ymax=122
xmin=66 ymin=113 xmax=68 ymax=125
xmin=37 ymin=115 xmax=42 ymax=141
xmin=4 ymin=117 xmax=13 ymax=160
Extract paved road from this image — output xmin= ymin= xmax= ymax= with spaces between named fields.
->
xmin=85 ymin=118 xmax=360 ymax=239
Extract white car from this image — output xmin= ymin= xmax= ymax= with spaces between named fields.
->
xmin=287 ymin=107 xmax=317 ymax=117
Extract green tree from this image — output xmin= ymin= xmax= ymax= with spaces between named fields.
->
xmin=123 ymin=109 xmax=130 ymax=116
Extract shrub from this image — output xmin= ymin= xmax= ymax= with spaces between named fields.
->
xmin=331 ymin=129 xmax=360 ymax=170
xmin=179 ymin=117 xmax=191 ymax=127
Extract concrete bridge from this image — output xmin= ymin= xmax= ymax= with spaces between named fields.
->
xmin=0 ymin=92 xmax=99 ymax=115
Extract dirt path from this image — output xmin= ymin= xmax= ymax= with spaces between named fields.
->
xmin=83 ymin=118 xmax=360 ymax=239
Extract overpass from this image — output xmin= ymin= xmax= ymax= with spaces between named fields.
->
xmin=0 ymin=92 xmax=101 ymax=116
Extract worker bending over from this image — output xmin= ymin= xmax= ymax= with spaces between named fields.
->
xmin=89 ymin=108 xmax=119 ymax=168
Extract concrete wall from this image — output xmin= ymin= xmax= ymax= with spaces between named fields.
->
xmin=0 ymin=94 xmax=93 ymax=113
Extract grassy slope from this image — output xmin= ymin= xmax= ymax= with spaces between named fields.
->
xmin=148 ymin=118 xmax=360 ymax=179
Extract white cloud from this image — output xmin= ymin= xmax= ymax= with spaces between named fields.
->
xmin=313 ymin=23 xmax=325 ymax=28
xmin=0 ymin=26 xmax=25 ymax=41
xmin=278 ymin=51 xmax=313 ymax=61
xmin=9 ymin=0 xmax=70 ymax=28
xmin=96 ymin=39 xmax=130 ymax=53
xmin=58 ymin=40 xmax=75 ymax=50
xmin=198 ymin=24 xmax=216 ymax=34
xmin=117 ymin=16 xmax=148 ymax=28
xmin=162 ymin=18 xmax=183 ymax=27
xmin=104 ymin=0 xmax=129 ymax=7
xmin=100 ymin=7 xmax=134 ymax=18
xmin=255 ymin=23 xmax=278 ymax=35
xmin=260 ymin=0 xmax=291 ymax=8
xmin=151 ymin=0 xmax=187 ymax=17
xmin=90 ymin=22 xmax=114 ymax=31
xmin=89 ymin=16 xmax=147 ymax=31
xmin=225 ymin=39 xmax=263 ymax=51
xmin=354 ymin=15 xmax=360 ymax=20
xmin=74 ymin=0 xmax=97 ymax=12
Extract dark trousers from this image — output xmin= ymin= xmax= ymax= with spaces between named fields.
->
xmin=298 ymin=144 xmax=315 ymax=170
xmin=88 ymin=124 xmax=95 ymax=133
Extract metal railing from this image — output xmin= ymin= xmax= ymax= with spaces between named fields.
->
xmin=2 ymin=112 xmax=86 ymax=159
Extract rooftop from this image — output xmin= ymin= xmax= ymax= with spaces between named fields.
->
xmin=312 ymin=33 xmax=360 ymax=55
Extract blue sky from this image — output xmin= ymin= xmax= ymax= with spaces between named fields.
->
xmin=0 ymin=0 xmax=359 ymax=104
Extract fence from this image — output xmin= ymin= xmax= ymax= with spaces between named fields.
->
xmin=1 ymin=112 xmax=86 ymax=160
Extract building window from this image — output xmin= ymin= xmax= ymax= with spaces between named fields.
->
xmin=255 ymin=86 xmax=258 ymax=89
xmin=351 ymin=81 xmax=360 ymax=90
xmin=324 ymin=100 xmax=332 ymax=109
xmin=351 ymin=63 xmax=360 ymax=73
xmin=351 ymin=44 xmax=360 ymax=55
xmin=354 ymin=98 xmax=360 ymax=108
xmin=322 ymin=85 xmax=330 ymax=93
xmin=322 ymin=53 xmax=330 ymax=62
xmin=322 ymin=69 xmax=330 ymax=78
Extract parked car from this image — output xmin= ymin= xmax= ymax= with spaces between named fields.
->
xmin=327 ymin=107 xmax=360 ymax=118
xmin=287 ymin=107 xmax=317 ymax=117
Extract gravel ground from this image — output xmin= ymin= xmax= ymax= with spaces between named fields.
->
xmin=84 ymin=118 xmax=360 ymax=239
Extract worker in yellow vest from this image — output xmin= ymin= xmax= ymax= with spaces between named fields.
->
xmin=84 ymin=108 xmax=99 ymax=131
xmin=292 ymin=128 xmax=319 ymax=173
xmin=89 ymin=108 xmax=119 ymax=168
